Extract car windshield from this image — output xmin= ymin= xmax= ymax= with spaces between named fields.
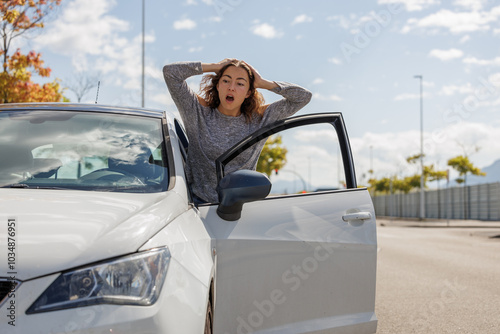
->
xmin=0 ymin=110 xmax=169 ymax=193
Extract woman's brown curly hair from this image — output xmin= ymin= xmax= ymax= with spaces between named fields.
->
xmin=199 ymin=60 xmax=265 ymax=122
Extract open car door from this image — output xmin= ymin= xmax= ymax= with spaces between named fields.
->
xmin=197 ymin=113 xmax=377 ymax=334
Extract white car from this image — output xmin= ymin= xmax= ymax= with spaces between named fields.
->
xmin=0 ymin=103 xmax=377 ymax=334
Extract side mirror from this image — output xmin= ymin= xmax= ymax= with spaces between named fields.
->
xmin=216 ymin=170 xmax=271 ymax=221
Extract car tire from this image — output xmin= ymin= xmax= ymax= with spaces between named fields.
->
xmin=204 ymin=298 xmax=213 ymax=334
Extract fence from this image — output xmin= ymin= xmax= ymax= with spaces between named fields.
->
xmin=371 ymin=182 xmax=500 ymax=221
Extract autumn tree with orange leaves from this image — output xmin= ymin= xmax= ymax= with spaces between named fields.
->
xmin=1 ymin=0 xmax=66 ymax=103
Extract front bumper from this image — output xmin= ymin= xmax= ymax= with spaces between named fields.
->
xmin=1 ymin=258 xmax=208 ymax=334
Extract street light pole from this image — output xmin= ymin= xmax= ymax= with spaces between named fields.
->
xmin=414 ymin=75 xmax=425 ymax=219
xmin=141 ymin=0 xmax=145 ymax=108
xmin=370 ymin=145 xmax=373 ymax=174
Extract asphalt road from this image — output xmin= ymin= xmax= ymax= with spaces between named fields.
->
xmin=375 ymin=218 xmax=500 ymax=334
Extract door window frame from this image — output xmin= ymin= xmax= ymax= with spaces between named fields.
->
xmin=215 ymin=113 xmax=357 ymax=189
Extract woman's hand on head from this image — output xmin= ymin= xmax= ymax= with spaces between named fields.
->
xmin=201 ymin=59 xmax=278 ymax=90
xmin=217 ymin=58 xmax=238 ymax=70
xmin=202 ymin=58 xmax=238 ymax=73
xmin=243 ymin=61 xmax=278 ymax=90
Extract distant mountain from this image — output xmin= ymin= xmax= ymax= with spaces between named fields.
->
xmin=465 ymin=159 xmax=500 ymax=185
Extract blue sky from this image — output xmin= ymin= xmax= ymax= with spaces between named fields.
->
xmin=16 ymin=0 xmax=500 ymax=183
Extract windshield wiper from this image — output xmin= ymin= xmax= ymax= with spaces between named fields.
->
xmin=4 ymin=183 xmax=30 ymax=188
xmin=2 ymin=184 xmax=68 ymax=190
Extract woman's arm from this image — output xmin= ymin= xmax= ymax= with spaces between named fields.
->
xmin=201 ymin=62 xmax=223 ymax=73
xmin=201 ymin=58 xmax=238 ymax=73
xmin=263 ymin=82 xmax=312 ymax=120
xmin=163 ymin=61 xmax=204 ymax=112
xmin=243 ymin=61 xmax=312 ymax=119
xmin=243 ymin=61 xmax=278 ymax=91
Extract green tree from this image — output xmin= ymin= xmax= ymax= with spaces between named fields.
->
xmin=257 ymin=135 xmax=287 ymax=177
xmin=369 ymin=155 xmax=448 ymax=196
xmin=406 ymin=154 xmax=448 ymax=188
xmin=397 ymin=174 xmax=421 ymax=194
xmin=425 ymin=164 xmax=448 ymax=189
xmin=405 ymin=153 xmax=426 ymax=187
xmin=1 ymin=0 xmax=66 ymax=103
xmin=406 ymin=153 xmax=423 ymax=165
xmin=447 ymin=155 xmax=486 ymax=186
xmin=368 ymin=177 xmax=391 ymax=194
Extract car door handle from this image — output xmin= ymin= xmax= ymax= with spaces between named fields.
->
xmin=342 ymin=212 xmax=372 ymax=222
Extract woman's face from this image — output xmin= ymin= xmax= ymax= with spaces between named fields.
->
xmin=216 ymin=65 xmax=251 ymax=114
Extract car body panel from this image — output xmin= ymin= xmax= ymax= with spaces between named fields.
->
xmin=199 ymin=189 xmax=377 ymax=333
xmin=0 ymin=189 xmax=185 ymax=280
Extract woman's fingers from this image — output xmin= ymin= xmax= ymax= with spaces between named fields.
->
xmin=217 ymin=58 xmax=238 ymax=69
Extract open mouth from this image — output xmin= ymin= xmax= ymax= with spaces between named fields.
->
xmin=226 ymin=95 xmax=234 ymax=102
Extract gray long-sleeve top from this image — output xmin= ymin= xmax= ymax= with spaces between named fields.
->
xmin=163 ymin=61 xmax=312 ymax=203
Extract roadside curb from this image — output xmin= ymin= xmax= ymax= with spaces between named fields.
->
xmin=376 ymin=216 xmax=500 ymax=229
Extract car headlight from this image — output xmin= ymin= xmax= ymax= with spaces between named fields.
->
xmin=26 ymin=247 xmax=170 ymax=314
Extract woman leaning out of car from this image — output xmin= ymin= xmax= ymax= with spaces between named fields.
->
xmin=163 ymin=58 xmax=312 ymax=204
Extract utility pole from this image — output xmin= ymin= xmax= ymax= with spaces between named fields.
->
xmin=370 ymin=145 xmax=373 ymax=175
xmin=414 ymin=75 xmax=425 ymax=220
xmin=141 ymin=0 xmax=145 ymax=108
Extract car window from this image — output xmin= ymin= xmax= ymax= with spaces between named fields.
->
xmin=257 ymin=123 xmax=346 ymax=196
xmin=0 ymin=110 xmax=169 ymax=193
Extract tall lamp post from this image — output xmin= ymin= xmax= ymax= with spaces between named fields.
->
xmin=414 ymin=75 xmax=425 ymax=219
xmin=141 ymin=0 xmax=145 ymax=108
xmin=370 ymin=145 xmax=373 ymax=175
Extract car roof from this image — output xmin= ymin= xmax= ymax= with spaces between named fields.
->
xmin=0 ymin=102 xmax=174 ymax=119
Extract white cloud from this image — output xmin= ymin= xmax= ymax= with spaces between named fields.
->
xmin=394 ymin=93 xmax=420 ymax=100
xmin=459 ymin=34 xmax=471 ymax=43
xmin=401 ymin=7 xmax=500 ymax=34
xmin=208 ymin=16 xmax=222 ymax=23
xmin=423 ymin=81 xmax=435 ymax=88
xmin=326 ymin=15 xmax=350 ymax=30
xmin=173 ymin=18 xmax=197 ymax=30
xmin=313 ymin=93 xmax=342 ymax=101
xmin=34 ymin=0 xmax=157 ymax=91
xmin=292 ymin=14 xmax=313 ymax=25
xmin=312 ymin=78 xmax=324 ymax=85
xmin=453 ymin=0 xmax=486 ymax=11
xmin=463 ymin=56 xmax=500 ymax=66
xmin=328 ymin=57 xmax=342 ymax=65
xmin=477 ymin=96 xmax=500 ymax=108
xmin=438 ymin=83 xmax=474 ymax=96
xmin=251 ymin=23 xmax=283 ymax=39
xmin=378 ymin=0 xmax=440 ymax=12
xmin=428 ymin=48 xmax=464 ymax=61
xmin=488 ymin=72 xmax=500 ymax=86
xmin=350 ymin=122 xmax=500 ymax=179
xmin=150 ymin=92 xmax=175 ymax=107
xmin=188 ymin=46 xmax=203 ymax=53
xmin=35 ymin=0 xmax=129 ymax=56
xmin=295 ymin=129 xmax=337 ymax=142
xmin=327 ymin=11 xmax=380 ymax=34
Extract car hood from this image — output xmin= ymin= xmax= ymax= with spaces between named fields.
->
xmin=0 ymin=189 xmax=185 ymax=280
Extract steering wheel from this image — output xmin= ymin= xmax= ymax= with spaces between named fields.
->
xmin=81 ymin=168 xmax=145 ymax=185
